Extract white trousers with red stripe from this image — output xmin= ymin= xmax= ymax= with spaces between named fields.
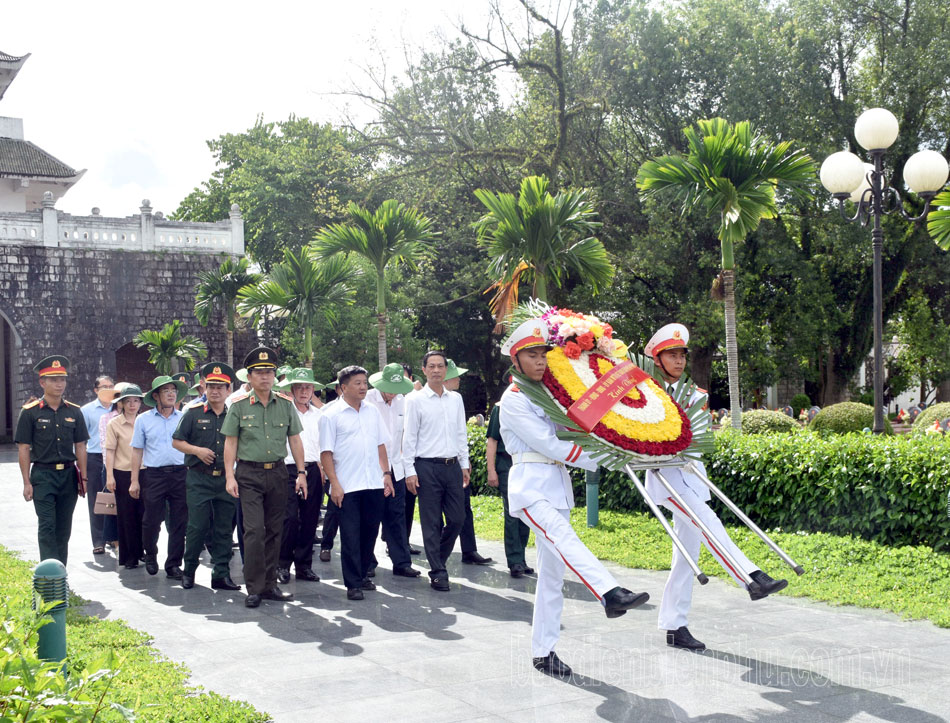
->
xmin=517 ymin=501 xmax=619 ymax=657
xmin=658 ymin=486 xmax=757 ymax=630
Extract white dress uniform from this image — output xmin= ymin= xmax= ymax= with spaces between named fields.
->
xmin=644 ymin=324 xmax=758 ymax=631
xmin=499 ymin=321 xmax=622 ymax=659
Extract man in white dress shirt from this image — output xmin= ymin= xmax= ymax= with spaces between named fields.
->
xmin=644 ymin=323 xmax=788 ymax=651
xmin=403 ymin=350 xmax=470 ymax=592
xmin=276 ymin=368 xmax=325 ymax=585
xmin=367 ymin=363 xmax=421 ymax=578
xmin=319 ymin=366 xmax=394 ymax=600
xmin=499 ymin=318 xmax=650 ymax=677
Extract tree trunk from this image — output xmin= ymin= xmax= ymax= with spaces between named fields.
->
xmin=304 ymin=326 xmax=313 ymax=368
xmin=377 ymin=269 xmax=387 ymax=368
xmin=722 ymin=268 xmax=741 ymax=429
xmin=690 ymin=345 xmax=713 ymax=393
xmin=226 ymin=303 xmax=235 ymax=369
xmin=936 ymin=378 xmax=950 ymax=403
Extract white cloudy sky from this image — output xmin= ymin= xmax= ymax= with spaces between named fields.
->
xmin=1 ymin=1 xmax=510 ymax=217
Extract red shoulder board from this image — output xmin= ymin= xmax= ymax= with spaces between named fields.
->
xmin=231 ymin=392 xmax=250 ymax=403
xmin=277 ymin=391 xmax=294 ymax=403
xmin=510 ymin=384 xmax=520 ymax=393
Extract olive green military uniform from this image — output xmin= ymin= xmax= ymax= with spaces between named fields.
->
xmin=221 ymin=387 xmax=303 ymax=595
xmin=487 ymin=403 xmax=531 ymax=567
xmin=15 ymin=398 xmax=89 ymax=563
xmin=174 ymin=401 xmax=234 ymax=579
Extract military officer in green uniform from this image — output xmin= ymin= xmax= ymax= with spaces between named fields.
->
xmin=15 ymin=356 xmax=89 ymax=563
xmin=222 ymin=347 xmax=306 ymax=608
xmin=172 ymin=362 xmax=240 ymax=591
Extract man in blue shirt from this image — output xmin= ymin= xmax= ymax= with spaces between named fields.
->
xmin=80 ymin=375 xmax=117 ymax=555
xmin=130 ymin=375 xmax=188 ymax=579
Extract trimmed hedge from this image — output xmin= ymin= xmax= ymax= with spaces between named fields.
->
xmin=791 ymin=393 xmax=811 ymax=418
xmin=466 ymin=423 xmax=950 ymax=550
xmin=912 ymin=402 xmax=950 ymax=436
xmin=729 ymin=409 xmax=800 ymax=434
xmin=810 ymin=401 xmax=894 ymax=435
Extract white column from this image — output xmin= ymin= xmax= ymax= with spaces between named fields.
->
xmin=139 ymin=200 xmax=154 ymax=250
xmin=41 ymin=191 xmax=58 ymax=247
xmin=229 ymin=203 xmax=244 ymax=255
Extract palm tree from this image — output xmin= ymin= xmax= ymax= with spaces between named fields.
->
xmin=193 ymin=257 xmax=261 ymax=368
xmin=927 ymin=189 xmax=950 ymax=250
xmin=237 ymin=249 xmax=358 ymax=367
xmin=637 ymin=118 xmax=815 ymax=429
xmin=474 ymin=175 xmax=613 ymax=326
xmin=313 ymin=200 xmax=438 ymax=367
xmin=133 ymin=320 xmax=208 ymax=375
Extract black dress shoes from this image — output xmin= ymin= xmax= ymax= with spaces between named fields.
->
xmin=533 ymin=651 xmax=572 ymax=677
xmin=361 ymin=579 xmax=377 ymax=591
xmin=245 ymin=594 xmax=262 ymax=608
xmin=748 ymin=570 xmax=788 ymax=601
xmin=430 ymin=576 xmax=450 ymax=592
xmin=145 ymin=557 xmax=158 ymax=575
xmin=296 ymin=568 xmax=320 ymax=582
xmin=319 ymin=549 xmax=331 ymax=562
xmin=509 ymin=563 xmax=526 ymax=578
xmin=260 ymin=586 xmax=293 ymax=601
xmin=166 ymin=566 xmax=183 ymax=580
xmin=603 ymin=586 xmax=650 ymax=618
xmin=462 ymin=552 xmax=493 ymax=565
xmin=524 ymin=566 xmax=535 ymax=574
xmin=182 ymin=574 xmax=195 ymax=589
xmin=409 ymin=547 xmax=421 ymax=555
xmin=276 ymin=567 xmax=290 ymax=584
xmin=211 ymin=576 xmax=241 ymax=591
xmin=347 ymin=588 xmax=364 ymax=600
xmin=123 ymin=562 xmax=138 ymax=570
xmin=393 ymin=566 xmax=422 ymax=578
xmin=666 ymin=626 xmax=706 ymax=650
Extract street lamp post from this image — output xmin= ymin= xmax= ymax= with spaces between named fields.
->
xmin=819 ymin=108 xmax=949 ymax=434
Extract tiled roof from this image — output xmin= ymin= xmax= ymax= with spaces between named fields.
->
xmin=0 ymin=138 xmax=78 ymax=178
xmin=0 ymin=51 xmax=28 ymax=63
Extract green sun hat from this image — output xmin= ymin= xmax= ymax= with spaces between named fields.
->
xmin=143 ymin=375 xmax=188 ymax=407
xmin=277 ymin=365 xmax=292 ymax=379
xmin=235 ymin=368 xmax=248 ymax=383
xmin=370 ymin=362 xmax=414 ymax=395
xmin=277 ymin=367 xmax=324 ymax=391
xmin=187 ymin=372 xmax=202 ymax=396
xmin=114 ymin=384 xmax=145 ymax=403
xmin=444 ymin=359 xmax=468 ymax=380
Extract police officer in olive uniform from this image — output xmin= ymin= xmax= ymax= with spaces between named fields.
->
xmin=172 ymin=362 xmax=240 ymax=591
xmin=222 ymin=347 xmax=306 ymax=608
xmin=15 ymin=356 xmax=89 ymax=564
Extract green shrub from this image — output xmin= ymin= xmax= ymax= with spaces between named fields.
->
xmin=912 ymin=402 xmax=950 ymax=436
xmin=730 ymin=409 xmax=800 ymax=434
xmin=467 ymin=422 xmax=499 ymax=497
xmin=810 ymin=401 xmax=893 ymax=435
xmin=790 ymin=393 xmax=811 ymax=418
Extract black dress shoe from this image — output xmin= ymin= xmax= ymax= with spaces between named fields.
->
xmin=523 ymin=566 xmax=535 ymax=574
xmin=509 ymin=563 xmax=526 ymax=578
xmin=145 ymin=557 xmax=158 ymax=575
xmin=245 ymin=594 xmax=262 ymax=608
xmin=409 ymin=547 xmax=421 ymax=555
xmin=182 ymin=574 xmax=195 ymax=589
xmin=666 ymin=626 xmax=706 ymax=650
xmin=603 ymin=586 xmax=650 ymax=618
xmin=393 ymin=566 xmax=421 ymax=578
xmin=211 ymin=576 xmax=241 ymax=590
xmin=123 ymin=562 xmax=139 ymax=570
xmin=461 ymin=552 xmax=493 ymax=565
xmin=347 ymin=588 xmax=364 ymax=600
xmin=260 ymin=586 xmax=293 ymax=601
xmin=276 ymin=567 xmax=290 ymax=584
xmin=533 ymin=651 xmax=572 ymax=677
xmin=166 ymin=566 xmax=183 ymax=580
xmin=319 ymin=549 xmax=331 ymax=562
xmin=296 ymin=568 xmax=320 ymax=582
xmin=361 ymin=579 xmax=377 ymax=591
xmin=430 ymin=576 xmax=450 ymax=592
xmin=748 ymin=570 xmax=788 ymax=600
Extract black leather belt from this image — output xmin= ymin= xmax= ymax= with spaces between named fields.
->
xmin=416 ymin=456 xmax=458 ymax=465
xmin=151 ymin=464 xmax=186 ymax=472
xmin=239 ymin=460 xmax=284 ymax=470
xmin=32 ymin=462 xmax=72 ymax=470
xmin=194 ymin=463 xmax=224 ymax=477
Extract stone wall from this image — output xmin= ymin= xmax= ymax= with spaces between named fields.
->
xmin=0 ymin=243 xmax=252 ymax=417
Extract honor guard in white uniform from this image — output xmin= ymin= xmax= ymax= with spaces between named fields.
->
xmin=499 ymin=318 xmax=650 ymax=677
xmin=644 ymin=323 xmax=788 ymax=650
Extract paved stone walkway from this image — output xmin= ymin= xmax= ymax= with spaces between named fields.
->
xmin=2 ymin=448 xmax=948 ymax=722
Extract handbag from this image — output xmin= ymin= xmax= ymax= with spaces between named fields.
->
xmin=94 ymin=491 xmax=118 ymax=516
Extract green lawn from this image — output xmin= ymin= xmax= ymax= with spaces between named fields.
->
xmin=470 ymin=496 xmax=950 ymax=628
xmin=0 ymin=545 xmax=268 ymax=722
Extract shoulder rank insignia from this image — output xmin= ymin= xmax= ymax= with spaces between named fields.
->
xmin=277 ymin=391 xmax=294 ymax=403
xmin=22 ymin=399 xmax=40 ymax=409
xmin=231 ymin=392 xmax=250 ymax=404
xmin=65 ymin=400 xmax=81 ymax=408
xmin=186 ymin=400 xmax=204 ymax=409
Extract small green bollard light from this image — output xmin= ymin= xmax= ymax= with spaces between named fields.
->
xmin=586 ymin=467 xmax=600 ymax=528
xmin=32 ymin=558 xmax=68 ymax=672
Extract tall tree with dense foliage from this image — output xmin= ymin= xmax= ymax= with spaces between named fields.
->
xmin=637 ymin=119 xmax=815 ymax=427
xmin=313 ymin=200 xmax=438 ymax=367
xmin=238 ymin=250 xmax=358 ymax=367
xmin=475 ymin=175 xmax=612 ymax=321
xmin=133 ymin=320 xmax=207 ymax=375
xmin=193 ymin=257 xmax=261 ymax=368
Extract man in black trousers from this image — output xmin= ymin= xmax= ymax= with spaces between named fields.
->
xmin=403 ymin=351 xmax=470 ymax=592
